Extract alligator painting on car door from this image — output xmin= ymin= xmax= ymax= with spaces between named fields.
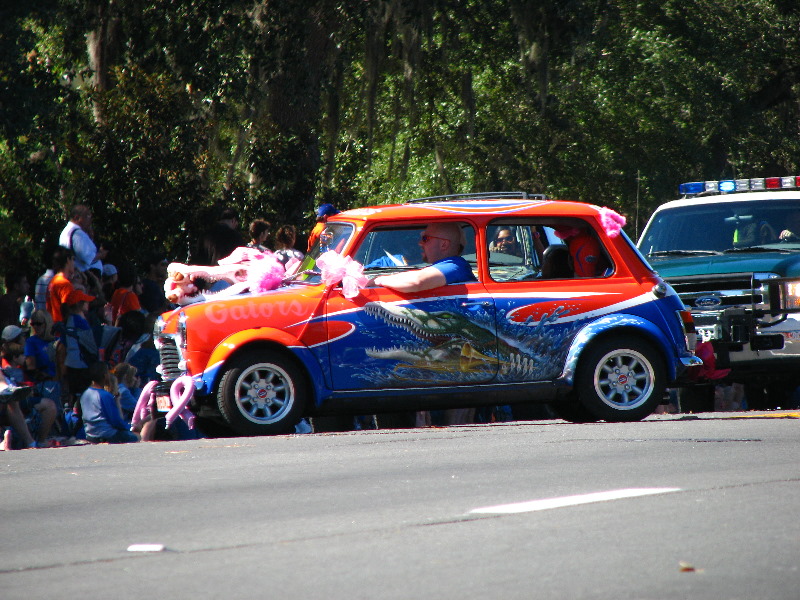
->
xmin=324 ymin=282 xmax=499 ymax=389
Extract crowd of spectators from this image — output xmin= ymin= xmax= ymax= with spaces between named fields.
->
xmin=1 ymin=204 xmax=306 ymax=449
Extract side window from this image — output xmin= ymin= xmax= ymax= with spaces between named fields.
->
xmin=488 ymin=219 xmax=613 ymax=282
xmin=487 ymin=223 xmax=542 ymax=282
xmin=356 ymin=223 xmax=476 ymax=275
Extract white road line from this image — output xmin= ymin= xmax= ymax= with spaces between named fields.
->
xmin=470 ymin=488 xmax=681 ymax=515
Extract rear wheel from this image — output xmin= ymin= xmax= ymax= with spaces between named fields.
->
xmin=217 ymin=350 xmax=306 ymax=436
xmin=575 ymin=335 xmax=665 ymax=422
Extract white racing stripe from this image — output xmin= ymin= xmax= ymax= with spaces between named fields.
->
xmin=470 ymin=488 xmax=681 ymax=515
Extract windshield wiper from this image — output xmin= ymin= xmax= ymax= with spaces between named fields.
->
xmin=647 ymin=250 xmax=722 ymax=257
xmin=722 ymin=246 xmax=794 ymax=253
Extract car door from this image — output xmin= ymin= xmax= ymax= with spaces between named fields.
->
xmin=324 ymin=223 xmax=499 ymax=390
xmin=483 ymin=219 xmax=621 ymax=383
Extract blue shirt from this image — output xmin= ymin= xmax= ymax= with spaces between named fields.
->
xmin=24 ymin=335 xmax=56 ymax=378
xmin=80 ymin=385 xmax=129 ymax=439
xmin=430 ymin=256 xmax=476 ymax=284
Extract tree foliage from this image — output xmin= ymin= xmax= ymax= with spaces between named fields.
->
xmin=1 ymin=0 xmax=799 ymax=277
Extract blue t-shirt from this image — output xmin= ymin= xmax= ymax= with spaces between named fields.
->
xmin=24 ymin=335 xmax=56 ymax=378
xmin=80 ymin=385 xmax=129 ymax=439
xmin=430 ymin=256 xmax=476 ymax=284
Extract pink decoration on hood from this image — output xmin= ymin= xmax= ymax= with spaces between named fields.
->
xmin=220 ymin=247 xmax=286 ymax=292
xmin=316 ymin=250 xmax=368 ymax=298
xmin=599 ymin=207 xmax=627 ymax=238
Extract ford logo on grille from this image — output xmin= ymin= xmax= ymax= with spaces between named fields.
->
xmin=695 ymin=295 xmax=722 ymax=308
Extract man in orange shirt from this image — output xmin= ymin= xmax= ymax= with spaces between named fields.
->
xmin=307 ymin=203 xmax=339 ymax=252
xmin=46 ymin=247 xmax=95 ymax=324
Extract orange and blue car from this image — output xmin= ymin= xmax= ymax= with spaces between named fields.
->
xmin=154 ymin=193 xmax=701 ymax=435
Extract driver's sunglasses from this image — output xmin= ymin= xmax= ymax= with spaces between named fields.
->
xmin=495 ymin=235 xmax=515 ymax=243
xmin=420 ymin=234 xmax=449 ymax=244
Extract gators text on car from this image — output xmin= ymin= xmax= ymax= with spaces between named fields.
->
xmin=152 ymin=193 xmax=700 ymax=435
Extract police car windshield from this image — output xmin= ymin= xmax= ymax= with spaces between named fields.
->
xmin=638 ymin=199 xmax=800 ymax=255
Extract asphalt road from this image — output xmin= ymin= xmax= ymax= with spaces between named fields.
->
xmin=2 ymin=412 xmax=799 ymax=599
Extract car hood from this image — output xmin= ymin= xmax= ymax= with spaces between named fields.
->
xmin=647 ymin=250 xmax=800 ymax=278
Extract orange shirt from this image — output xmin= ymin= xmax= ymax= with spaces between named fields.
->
xmin=46 ymin=273 xmax=74 ymax=323
xmin=307 ymin=221 xmax=326 ymax=252
xmin=111 ymin=287 xmax=142 ymax=324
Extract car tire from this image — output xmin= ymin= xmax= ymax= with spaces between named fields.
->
xmin=217 ymin=350 xmax=306 ymax=436
xmin=574 ymin=335 xmax=665 ymax=422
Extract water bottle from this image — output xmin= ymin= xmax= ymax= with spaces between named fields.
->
xmin=19 ymin=296 xmax=34 ymax=326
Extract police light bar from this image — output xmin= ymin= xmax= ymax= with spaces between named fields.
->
xmin=679 ymin=176 xmax=800 ymax=196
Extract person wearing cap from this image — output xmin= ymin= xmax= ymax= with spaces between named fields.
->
xmin=1 ymin=325 xmax=24 ymax=345
xmin=46 ymin=247 xmax=95 ymax=324
xmin=307 ymin=203 xmax=340 ymax=252
xmin=62 ymin=288 xmax=98 ymax=407
xmin=59 ymin=204 xmax=107 ymax=272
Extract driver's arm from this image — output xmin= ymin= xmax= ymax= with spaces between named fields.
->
xmin=370 ymin=266 xmax=447 ymax=293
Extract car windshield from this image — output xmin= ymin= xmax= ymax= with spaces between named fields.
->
xmin=287 ymin=222 xmax=355 ymax=283
xmin=638 ymin=198 xmax=800 ymax=255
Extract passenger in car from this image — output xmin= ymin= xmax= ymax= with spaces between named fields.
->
xmin=489 ymin=227 xmax=523 ymax=257
xmin=369 ymin=223 xmax=476 ymax=292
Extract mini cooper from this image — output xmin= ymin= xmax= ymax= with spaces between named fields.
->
xmin=154 ymin=193 xmax=701 ymax=435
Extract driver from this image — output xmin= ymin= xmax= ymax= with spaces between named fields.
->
xmin=369 ymin=223 xmax=475 ymax=292
xmin=779 ymin=211 xmax=800 ymax=241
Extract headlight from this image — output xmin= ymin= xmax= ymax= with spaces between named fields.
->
xmin=767 ymin=278 xmax=800 ymax=313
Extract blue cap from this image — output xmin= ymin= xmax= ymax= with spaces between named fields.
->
xmin=316 ymin=203 xmax=340 ymax=218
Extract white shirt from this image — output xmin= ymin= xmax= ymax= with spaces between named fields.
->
xmin=59 ymin=222 xmax=102 ymax=272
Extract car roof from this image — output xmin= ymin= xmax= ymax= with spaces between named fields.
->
xmin=653 ymin=191 xmax=800 ymax=213
xmin=330 ymin=197 xmax=606 ymax=225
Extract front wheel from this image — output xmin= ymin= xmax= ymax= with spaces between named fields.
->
xmin=575 ymin=335 xmax=665 ymax=422
xmin=217 ymin=350 xmax=306 ymax=436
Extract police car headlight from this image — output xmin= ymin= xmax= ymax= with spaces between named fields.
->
xmin=767 ymin=279 xmax=800 ymax=313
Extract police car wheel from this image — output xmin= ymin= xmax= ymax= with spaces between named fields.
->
xmin=217 ymin=351 xmax=306 ymax=436
xmin=575 ymin=336 xmax=665 ymax=422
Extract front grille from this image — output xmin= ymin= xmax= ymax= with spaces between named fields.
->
xmin=665 ymin=272 xmax=765 ymax=309
xmin=157 ymin=336 xmax=184 ymax=380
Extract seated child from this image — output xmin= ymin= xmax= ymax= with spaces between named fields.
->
xmin=80 ymin=361 xmax=139 ymax=444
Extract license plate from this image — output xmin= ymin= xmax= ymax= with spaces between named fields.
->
xmin=697 ymin=325 xmax=718 ymax=343
xmin=155 ymin=394 xmax=172 ymax=412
